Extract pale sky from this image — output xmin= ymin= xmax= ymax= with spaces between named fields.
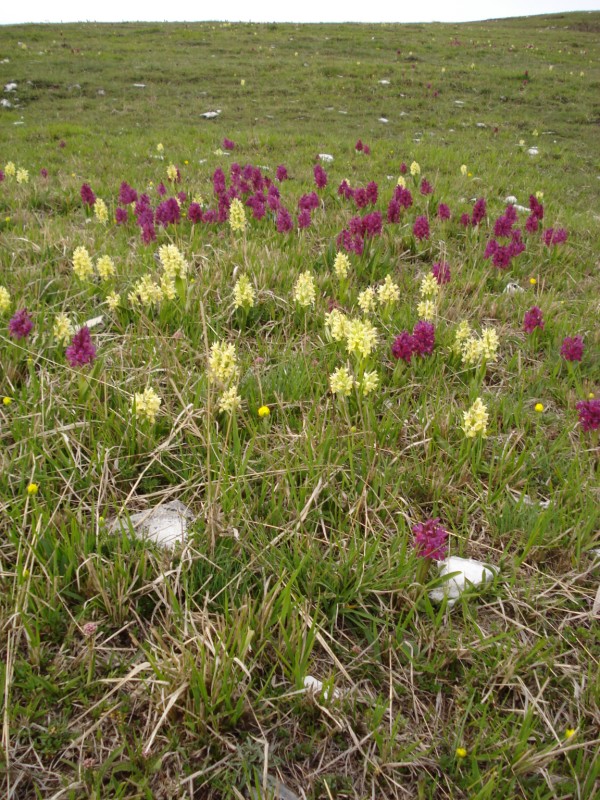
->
xmin=1 ymin=0 xmax=598 ymax=25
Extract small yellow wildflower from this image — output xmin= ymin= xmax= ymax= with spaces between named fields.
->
xmin=233 ymin=274 xmax=255 ymax=310
xmin=565 ymin=729 xmax=576 ymax=739
xmin=240 ymin=79 xmax=246 ymax=86
xmin=534 ymin=403 xmax=544 ymax=412
xmin=470 ymin=62 xmax=475 ymax=69
xmin=416 ymin=300 xmax=436 ymax=322
xmin=329 ymin=366 xmax=355 ymax=397
xmin=333 ymin=251 xmax=350 ymax=280
xmin=94 ymin=198 xmax=108 ymax=224
xmin=16 ymin=168 xmax=29 ymax=184
xmin=535 ymin=191 xmax=544 ymax=200
xmin=461 ymin=337 xmax=484 ymax=365
xmin=96 ymin=255 xmax=116 ymax=281
xmin=456 ymin=747 xmax=468 ymax=759
xmin=4 ymin=161 xmax=16 ymax=177
xmin=183 ymin=159 xmax=189 ymax=165
xmin=345 ymin=318 xmax=378 ymax=360
xmin=209 ymin=341 xmax=238 ymax=385
xmin=460 ymin=164 xmax=468 ymax=176
xmin=519 ymin=139 xmax=525 ymax=146
xmin=293 ymin=271 xmax=316 ymax=308
xmin=357 ymin=287 xmax=376 ymax=314
xmin=480 ymin=328 xmax=499 ymax=361
xmin=106 ymin=292 xmax=121 ymax=311
xmin=158 ymin=243 xmax=188 ymax=280
xmin=228 ymin=198 xmax=247 ymax=233
xmin=529 ymin=277 xmax=537 ymax=285
xmin=53 ymin=313 xmax=74 ymax=345
xmin=133 ymin=387 xmax=161 ymax=423
xmin=166 ymin=163 xmax=178 ymax=181
xmin=324 ymin=309 xmax=349 ymax=342
xmin=420 ymin=272 xmax=439 ymax=297
xmin=589 ymin=392 xmax=595 ymax=399
xmin=396 ymin=175 xmax=406 ymax=188
xmin=160 ymin=276 xmax=176 ymax=301
xmin=410 ymin=161 xmax=421 ymax=177
xmin=218 ymin=386 xmax=242 ymax=414
xmin=133 ymin=274 xmax=163 ymax=307
xmin=441 ymin=67 xmax=446 ymax=73
xmin=378 ymin=274 xmax=400 ymax=306
xmin=0 ymin=285 xmax=11 ymax=313
xmin=72 ymin=246 xmax=94 ymax=280
xmin=533 ymin=129 xmax=539 ymax=136
xmin=454 ymin=321 xmax=472 ymax=354
xmin=462 ymin=397 xmax=489 ymax=439
xmin=27 ymin=483 xmax=39 ymax=495
xmin=3 ymin=396 xmax=12 ymax=406
xmin=258 ymin=405 xmax=270 ymax=417
xmin=361 ymin=370 xmax=380 ymax=396
xmin=157 ymin=142 xmax=164 ymax=153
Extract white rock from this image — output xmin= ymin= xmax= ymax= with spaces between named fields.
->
xmin=378 ymin=117 xmax=389 ymax=123
xmin=454 ymin=100 xmax=465 ymax=105
xmin=1 ymin=99 xmax=12 ymax=108
xmin=476 ymin=122 xmax=487 ymax=128
xmin=505 ymin=195 xmax=518 ymax=205
xmin=4 ymin=82 xmax=17 ymax=92
xmin=200 ymin=110 xmax=221 ymax=119
xmin=318 ymin=153 xmax=334 ymax=162
xmin=84 ymin=315 xmax=104 ymax=329
xmin=504 ymin=282 xmax=524 ymax=295
xmin=515 ymin=204 xmax=529 ymax=212
xmin=429 ymin=556 xmax=497 ymax=607
xmin=132 ymin=83 xmax=146 ymax=88
xmin=527 ymin=147 xmax=539 ymax=156
xmin=108 ymin=499 xmax=193 ymax=549
xmin=303 ymin=675 xmax=341 ymax=700
xmin=378 ymin=79 xmax=390 ymax=85
xmin=13 ymin=120 xmax=24 ymax=125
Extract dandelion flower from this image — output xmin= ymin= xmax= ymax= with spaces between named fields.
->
xmin=329 ymin=366 xmax=355 ymax=397
xmin=565 ymin=729 xmax=576 ymax=739
xmin=133 ymin=387 xmax=161 ymax=423
xmin=27 ymin=483 xmax=39 ymax=495
xmin=209 ymin=341 xmax=238 ymax=385
xmin=361 ymin=370 xmax=380 ymax=396
xmin=53 ymin=313 xmax=74 ymax=345
xmin=357 ymin=287 xmax=376 ymax=314
xmin=456 ymin=748 xmax=468 ymax=759
xmin=416 ymin=300 xmax=436 ymax=322
xmin=72 ymin=246 xmax=94 ymax=280
xmin=462 ymin=397 xmax=489 ymax=438
xmin=345 ymin=318 xmax=378 ymax=360
xmin=94 ymin=198 xmax=108 ymax=224
xmin=16 ymin=168 xmax=29 ymax=184
xmin=233 ymin=274 xmax=255 ymax=309
xmin=0 ymin=286 xmax=11 ymax=313
xmin=228 ymin=198 xmax=247 ymax=232
xmin=3 ymin=396 xmax=12 ymax=406
xmin=258 ymin=405 xmax=270 ymax=417
xmin=218 ymin=386 xmax=242 ymax=414
xmin=333 ymin=251 xmax=350 ymax=280
xmin=378 ymin=274 xmax=400 ymax=306
xmin=534 ymin=402 xmax=544 ymax=413
xmin=293 ymin=271 xmax=316 ymax=308
xmin=96 ymin=255 xmax=116 ymax=281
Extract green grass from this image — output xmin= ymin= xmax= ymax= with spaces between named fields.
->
xmin=0 ymin=12 xmax=599 ymax=800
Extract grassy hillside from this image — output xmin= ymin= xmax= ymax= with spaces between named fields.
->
xmin=0 ymin=13 xmax=599 ymax=800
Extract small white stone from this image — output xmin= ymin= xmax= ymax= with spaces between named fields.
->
xmin=527 ymin=147 xmax=539 ymax=156
xmin=108 ymin=500 xmax=193 ymax=549
xmin=318 ymin=153 xmax=334 ymax=162
xmin=200 ymin=110 xmax=221 ymax=119
xmin=84 ymin=315 xmax=104 ymax=329
xmin=132 ymin=83 xmax=146 ymax=88
xmin=1 ymin=99 xmax=12 ymax=108
xmin=429 ymin=556 xmax=497 ymax=607
xmin=303 ymin=675 xmax=341 ymax=700
xmin=505 ymin=195 xmax=518 ymax=205
xmin=4 ymin=82 xmax=17 ymax=92
xmin=378 ymin=79 xmax=391 ymax=85
xmin=378 ymin=117 xmax=389 ymax=123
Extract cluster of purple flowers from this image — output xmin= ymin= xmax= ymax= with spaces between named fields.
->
xmin=66 ymin=326 xmax=96 ymax=367
xmin=391 ymin=321 xmax=436 ymax=363
xmin=525 ymin=194 xmax=544 ymax=232
xmin=542 ymin=227 xmax=568 ymax=246
xmin=80 ymin=183 xmax=96 ymax=207
xmin=276 ymin=165 xmax=288 ymax=182
xmin=222 ymin=137 xmax=235 ymax=151
xmin=413 ymin=215 xmax=430 ymax=241
xmin=523 ymin=306 xmax=544 ymax=333
xmin=118 ymin=181 xmax=138 ymax=205
xmin=420 ymin=178 xmax=433 ymax=195
xmin=575 ymin=399 xmax=600 ymax=432
xmin=355 ymin=139 xmax=371 ymax=155
xmin=314 ymin=164 xmax=328 ymax=189
xmin=437 ymin=203 xmax=451 ymax=220
xmin=560 ymin=336 xmax=584 ymax=362
xmin=413 ymin=518 xmax=449 ymax=560
xmin=336 ymin=212 xmax=383 ymax=255
xmin=432 ymin=261 xmax=451 ymax=284
xmin=8 ymin=309 xmax=33 ymax=340
xmin=460 ymin=197 xmax=487 ymax=228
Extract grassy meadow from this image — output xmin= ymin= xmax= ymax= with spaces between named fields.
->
xmin=0 ymin=12 xmax=599 ymax=799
